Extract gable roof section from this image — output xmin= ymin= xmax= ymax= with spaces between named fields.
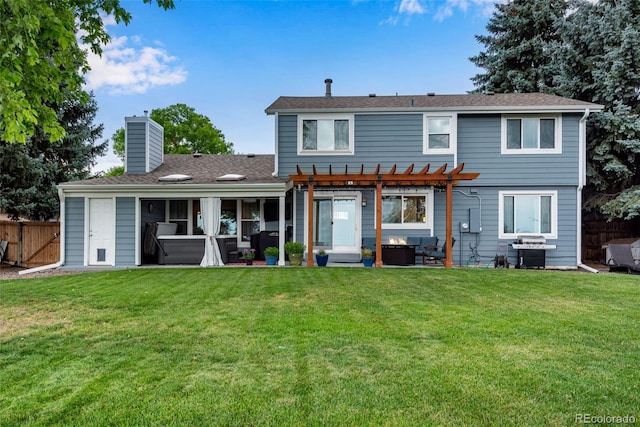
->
xmin=59 ymin=154 xmax=282 ymax=188
xmin=265 ymin=92 xmax=603 ymax=114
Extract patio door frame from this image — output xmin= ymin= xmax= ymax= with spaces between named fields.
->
xmin=303 ymin=190 xmax=362 ymax=254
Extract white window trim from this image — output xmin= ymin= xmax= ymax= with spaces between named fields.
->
xmin=378 ymin=188 xmax=434 ymax=231
xmin=498 ymin=190 xmax=558 ymax=239
xmin=423 ymin=113 xmax=457 ymax=155
xmin=501 ymin=114 xmax=562 ymax=154
xmin=297 ymin=113 xmax=355 ymax=155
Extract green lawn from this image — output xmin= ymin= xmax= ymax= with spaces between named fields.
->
xmin=1 ymin=268 xmax=639 ymax=426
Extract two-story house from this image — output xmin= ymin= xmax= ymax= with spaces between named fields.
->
xmin=265 ymin=80 xmax=603 ymax=269
xmin=51 ymin=81 xmax=602 ymax=272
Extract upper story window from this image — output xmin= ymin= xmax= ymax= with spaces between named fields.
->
xmin=501 ymin=115 xmax=562 ymax=154
xmin=423 ymin=114 xmax=456 ymax=154
xmin=298 ymin=114 xmax=354 ymax=155
xmin=499 ymin=191 xmax=557 ymax=239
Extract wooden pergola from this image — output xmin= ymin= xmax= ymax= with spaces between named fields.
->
xmin=289 ymin=163 xmax=480 ymax=268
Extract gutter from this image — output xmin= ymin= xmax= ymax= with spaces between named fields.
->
xmin=19 ymin=188 xmax=66 ymax=276
xmin=576 ymin=108 xmax=598 ymax=273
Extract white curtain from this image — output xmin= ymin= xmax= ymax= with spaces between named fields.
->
xmin=200 ymin=197 xmax=224 ymax=267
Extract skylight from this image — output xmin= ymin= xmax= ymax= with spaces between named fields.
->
xmin=217 ymin=174 xmax=246 ymax=181
xmin=158 ymin=174 xmax=193 ymax=182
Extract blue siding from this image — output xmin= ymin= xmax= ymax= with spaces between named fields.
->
xmin=116 ymin=197 xmax=136 ymax=266
xmin=126 ymin=121 xmax=147 ymax=174
xmin=433 ymin=186 xmax=577 ymax=267
xmin=278 ymin=114 xmax=453 ymax=177
xmin=148 ymin=121 xmax=163 ymax=171
xmin=457 ymin=113 xmax=581 ymax=186
xmin=65 ymin=197 xmax=85 ymax=267
xmin=279 ymin=109 xmax=582 ymax=267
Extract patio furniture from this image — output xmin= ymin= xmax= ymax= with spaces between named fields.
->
xmin=606 ymin=243 xmax=640 ymax=274
xmin=381 ymin=243 xmax=416 ymax=266
xmin=418 ymin=236 xmax=439 ymax=265
xmin=425 ymin=238 xmax=456 ymax=265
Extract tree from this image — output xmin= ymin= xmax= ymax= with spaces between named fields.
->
xmin=470 ymin=0 xmax=640 ymax=219
xmin=469 ymin=0 xmax=568 ymax=93
xmin=553 ymin=0 xmax=640 ymax=219
xmin=0 ymin=92 xmax=107 ymax=220
xmin=0 ymin=0 xmax=174 ymax=144
xmin=112 ymin=104 xmax=235 ymax=161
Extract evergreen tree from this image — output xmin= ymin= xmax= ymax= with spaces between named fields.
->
xmin=554 ymin=0 xmax=640 ymax=219
xmin=469 ymin=0 xmax=568 ymax=93
xmin=0 ymin=93 xmax=107 ymax=220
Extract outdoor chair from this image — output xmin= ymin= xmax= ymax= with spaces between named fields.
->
xmin=418 ymin=236 xmax=439 ymax=265
xmin=425 ymin=238 xmax=455 ymax=265
xmin=607 ymin=244 xmax=640 ymax=274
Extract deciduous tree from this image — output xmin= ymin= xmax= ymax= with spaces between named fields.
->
xmin=112 ymin=104 xmax=234 ymax=162
xmin=0 ymin=0 xmax=174 ymax=144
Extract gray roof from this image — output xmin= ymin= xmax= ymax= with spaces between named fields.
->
xmin=60 ymin=154 xmax=283 ymax=187
xmin=265 ymin=92 xmax=603 ymax=114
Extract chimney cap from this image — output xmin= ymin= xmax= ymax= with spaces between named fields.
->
xmin=324 ymin=78 xmax=333 ymax=83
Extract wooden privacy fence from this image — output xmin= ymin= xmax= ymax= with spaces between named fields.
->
xmin=582 ymin=216 xmax=640 ymax=264
xmin=0 ymin=221 xmax=60 ymax=267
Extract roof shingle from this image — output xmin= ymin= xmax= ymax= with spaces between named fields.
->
xmin=265 ymin=92 xmax=602 ymax=113
xmin=61 ymin=154 xmax=282 ymax=187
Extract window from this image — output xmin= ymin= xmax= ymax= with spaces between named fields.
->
xmin=219 ymin=200 xmax=237 ymax=236
xmin=168 ymin=200 xmax=203 ymax=235
xmin=499 ymin=191 xmax=557 ymax=239
xmin=424 ymin=114 xmax=456 ymax=154
xmin=241 ymin=199 xmax=260 ymax=242
xmin=381 ymin=192 xmax=432 ymax=229
xmin=298 ymin=114 xmax=354 ymax=154
xmin=502 ymin=115 xmax=562 ymax=154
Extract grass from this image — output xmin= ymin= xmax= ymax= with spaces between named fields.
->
xmin=1 ymin=268 xmax=639 ymax=426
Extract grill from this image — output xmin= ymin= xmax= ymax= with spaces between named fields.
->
xmin=512 ymin=236 xmax=556 ymax=269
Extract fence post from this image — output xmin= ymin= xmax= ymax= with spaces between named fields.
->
xmin=17 ymin=222 xmax=23 ymax=266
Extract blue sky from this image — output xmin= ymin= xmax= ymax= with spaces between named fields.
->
xmin=84 ymin=0 xmax=499 ymax=172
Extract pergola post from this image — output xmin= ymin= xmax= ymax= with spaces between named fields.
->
xmin=307 ymin=182 xmax=314 ymax=266
xmin=375 ymin=181 xmax=383 ymax=268
xmin=445 ymin=178 xmax=453 ymax=268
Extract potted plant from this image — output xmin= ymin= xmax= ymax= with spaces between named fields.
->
xmin=362 ymin=247 xmax=375 ymax=267
xmin=315 ymin=249 xmax=329 ymax=267
xmin=284 ymin=241 xmax=306 ymax=266
xmin=241 ymin=248 xmax=256 ymax=265
xmin=263 ymin=246 xmax=279 ymax=266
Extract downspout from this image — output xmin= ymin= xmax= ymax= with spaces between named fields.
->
xmin=19 ymin=188 xmax=66 ymax=275
xmin=272 ymin=112 xmax=279 ymax=177
xmin=576 ymin=108 xmax=598 ymax=273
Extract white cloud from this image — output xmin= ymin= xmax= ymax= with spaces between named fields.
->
xmin=382 ymin=0 xmax=500 ymax=25
xmin=434 ymin=0 xmax=504 ymax=21
xmin=82 ymin=17 xmax=187 ymax=95
xmin=398 ymin=0 xmax=425 ymax=15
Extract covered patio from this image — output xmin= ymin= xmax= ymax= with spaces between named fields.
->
xmin=290 ymin=163 xmax=480 ymax=267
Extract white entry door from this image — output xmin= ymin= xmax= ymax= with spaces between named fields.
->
xmin=89 ymin=198 xmax=115 ymax=265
